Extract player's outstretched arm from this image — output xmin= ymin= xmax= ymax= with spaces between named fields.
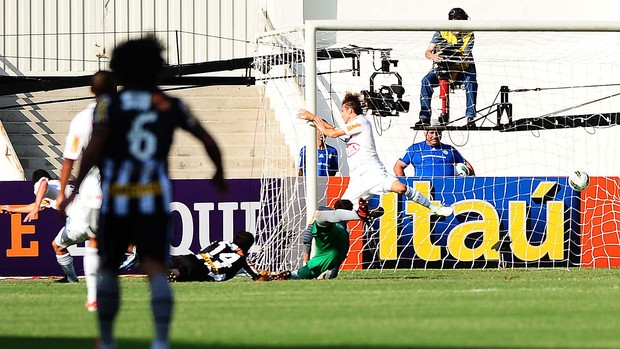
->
xmin=56 ymin=158 xmax=75 ymax=208
xmin=23 ymin=178 xmax=50 ymax=222
xmin=1 ymin=203 xmax=39 ymax=215
xmin=296 ymin=109 xmax=345 ymax=138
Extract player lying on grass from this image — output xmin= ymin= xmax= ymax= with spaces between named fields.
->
xmin=167 ymin=231 xmax=269 ymax=282
xmin=273 ymin=198 xmax=384 ymax=280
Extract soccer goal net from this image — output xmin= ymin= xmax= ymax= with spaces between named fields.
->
xmin=253 ymin=21 xmax=620 ymax=273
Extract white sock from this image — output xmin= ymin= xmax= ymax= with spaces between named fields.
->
xmin=405 ymin=186 xmax=432 ymax=208
xmin=83 ymin=246 xmax=99 ymax=303
xmin=315 ymin=209 xmax=361 ymax=223
xmin=56 ymin=253 xmax=78 ymax=281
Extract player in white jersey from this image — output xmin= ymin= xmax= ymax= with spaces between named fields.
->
xmin=56 ymin=71 xmax=118 ymax=311
xmin=297 ymin=92 xmax=453 ymax=216
xmin=1 ymin=169 xmax=84 ymax=282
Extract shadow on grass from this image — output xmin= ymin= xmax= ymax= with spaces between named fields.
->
xmin=0 ymin=337 xmax=551 ymax=349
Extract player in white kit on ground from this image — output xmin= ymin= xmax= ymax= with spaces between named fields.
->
xmin=297 ymin=92 xmax=453 ymax=217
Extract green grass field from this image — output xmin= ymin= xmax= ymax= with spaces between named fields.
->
xmin=1 ymin=269 xmax=620 ymax=349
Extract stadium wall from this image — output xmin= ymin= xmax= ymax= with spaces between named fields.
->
xmin=0 ymin=179 xmax=262 ymax=277
xmin=1 ymin=177 xmax=618 ymax=277
xmin=329 ymin=175 xmax=620 ymax=270
xmin=0 ymin=0 xmax=262 ymax=75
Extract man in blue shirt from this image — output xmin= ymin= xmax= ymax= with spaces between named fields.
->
xmin=298 ymin=131 xmax=339 ymax=176
xmin=393 ymin=130 xmax=475 ymax=177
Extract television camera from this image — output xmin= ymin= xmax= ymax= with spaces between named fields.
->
xmin=361 ymin=54 xmax=410 ymax=117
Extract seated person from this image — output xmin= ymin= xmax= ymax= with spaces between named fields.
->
xmin=393 ymin=130 xmax=475 ymax=177
xmin=417 ymin=7 xmax=477 ymax=126
xmin=167 ymin=231 xmax=265 ymax=282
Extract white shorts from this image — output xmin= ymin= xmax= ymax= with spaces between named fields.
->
xmin=342 ymin=170 xmax=397 ymax=206
xmin=79 ymin=170 xmax=103 ymax=209
xmin=55 ymin=196 xmax=99 ymax=248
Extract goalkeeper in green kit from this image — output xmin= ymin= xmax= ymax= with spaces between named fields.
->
xmin=274 ymin=198 xmax=383 ymax=280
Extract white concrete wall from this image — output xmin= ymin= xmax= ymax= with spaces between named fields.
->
xmin=0 ymin=0 xmax=261 ymax=75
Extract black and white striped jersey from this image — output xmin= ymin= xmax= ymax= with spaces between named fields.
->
xmin=93 ymin=88 xmax=202 ymax=216
xmin=195 ymin=240 xmax=261 ymax=281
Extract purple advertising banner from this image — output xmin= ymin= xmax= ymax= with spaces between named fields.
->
xmin=0 ymin=179 xmax=261 ymax=277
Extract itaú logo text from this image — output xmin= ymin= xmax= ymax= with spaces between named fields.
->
xmin=376 ymin=181 xmax=566 ymax=262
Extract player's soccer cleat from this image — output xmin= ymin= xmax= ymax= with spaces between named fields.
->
xmin=270 ymin=271 xmax=291 ymax=281
xmin=85 ymin=301 xmax=97 ymax=312
xmin=430 ymin=204 xmax=454 ymax=217
xmin=56 ymin=276 xmax=78 ymax=283
xmin=357 ymin=198 xmax=370 ymax=219
xmin=317 ymin=268 xmax=339 ymax=280
xmin=356 ymin=199 xmax=385 ymax=222
xmin=119 ymin=252 xmax=138 ymax=270
xmin=166 ymin=270 xmax=178 ymax=283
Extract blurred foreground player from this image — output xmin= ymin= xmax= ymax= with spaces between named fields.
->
xmin=56 ymin=70 xmax=118 ymax=311
xmin=61 ymin=36 xmax=227 ymax=349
